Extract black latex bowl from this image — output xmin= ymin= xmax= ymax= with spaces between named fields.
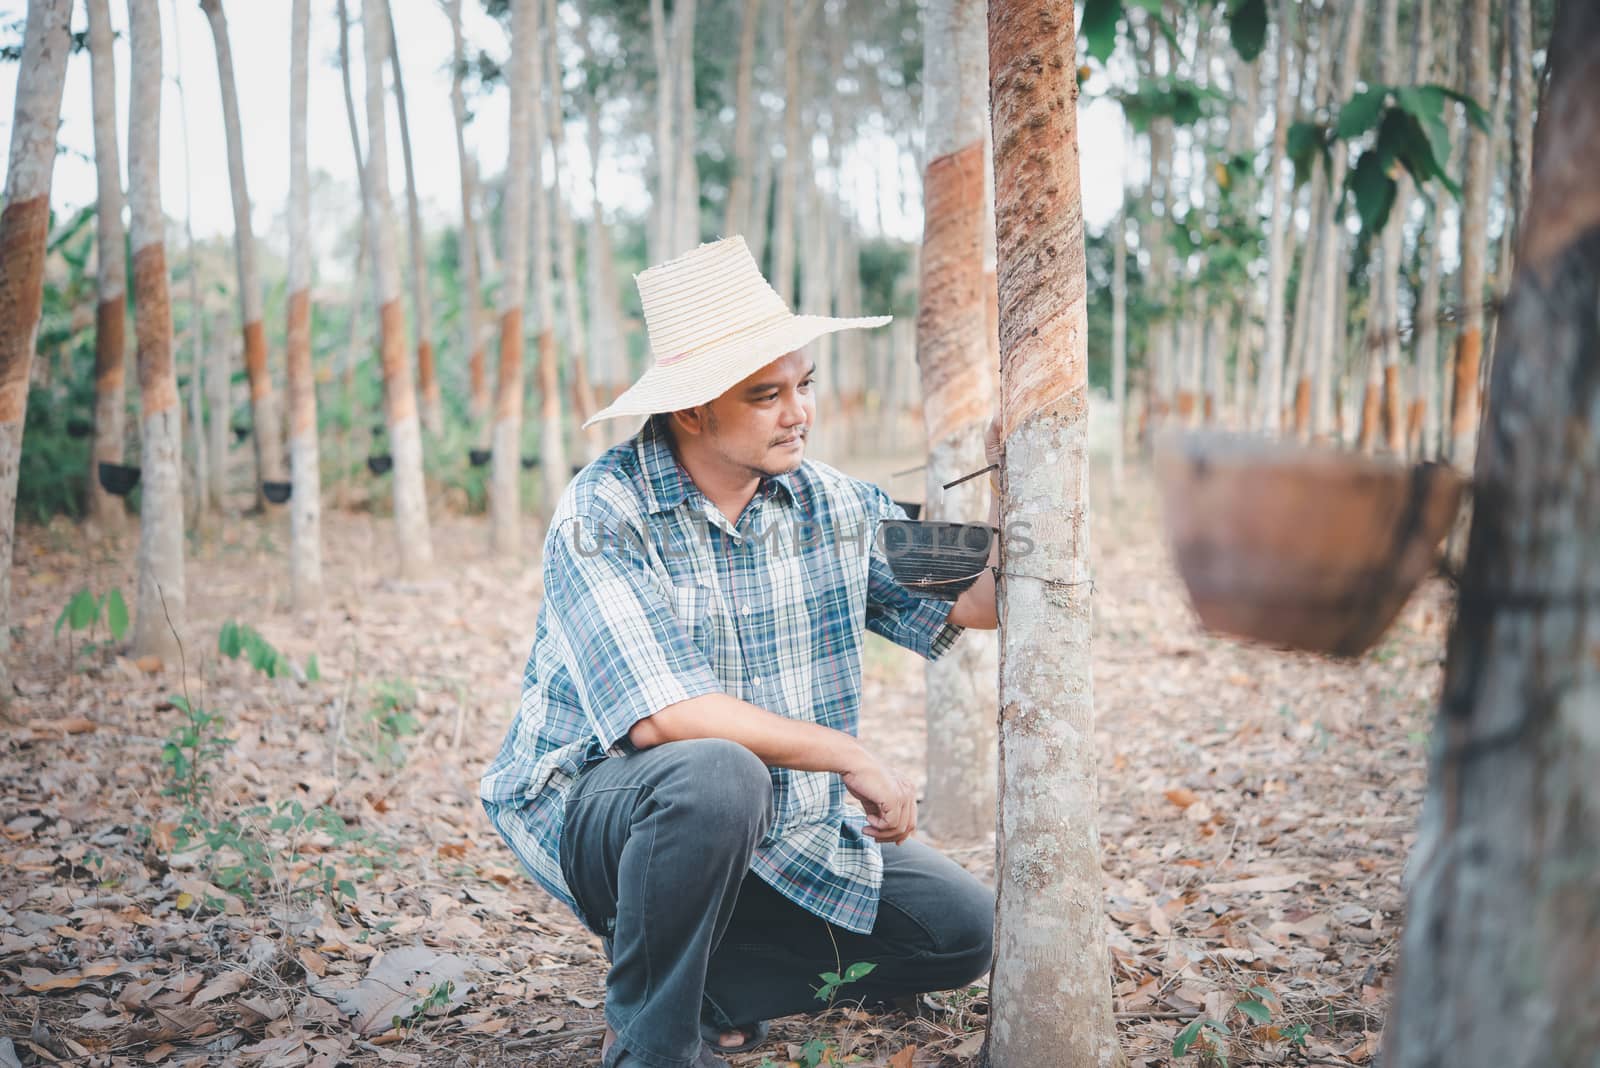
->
xmin=66 ymin=417 xmax=93 ymax=439
xmin=231 ymin=423 xmax=250 ymax=443
xmin=367 ymin=454 xmax=393 ymax=475
xmin=372 ymin=424 xmax=386 ymax=438
xmin=521 ymin=455 xmax=537 ymax=470
xmin=98 ymin=462 xmax=141 ymax=497
xmin=262 ymin=480 xmax=292 ymax=504
xmin=893 ymin=499 xmax=923 ymax=520
xmin=878 ymin=520 xmax=993 ymax=601
xmin=468 ymin=448 xmax=491 ymax=467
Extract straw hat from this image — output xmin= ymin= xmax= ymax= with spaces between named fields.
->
xmin=584 ymin=236 xmax=892 ymax=427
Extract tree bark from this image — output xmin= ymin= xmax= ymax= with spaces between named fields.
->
xmin=1110 ymin=209 xmax=1126 ymax=493
xmin=724 ymin=0 xmax=762 ymax=237
xmin=916 ymin=0 xmax=998 ymax=843
xmin=287 ymin=0 xmax=322 ymax=612
xmin=1371 ymin=0 xmax=1411 ymax=457
xmin=1507 ymin=0 xmax=1534 ymax=254
xmin=384 ymin=0 xmax=441 ymax=434
xmin=986 ymin=1 xmax=1121 ymax=1063
xmin=127 ymin=0 xmax=186 ymax=663
xmin=1311 ymin=0 xmax=1368 ymax=442
xmin=772 ymin=0 xmax=814 ymax=306
xmin=85 ymin=0 xmax=128 ymax=532
xmin=446 ymin=0 xmax=488 ymax=425
xmin=201 ymin=0 xmax=287 ymax=510
xmin=361 ymin=0 xmax=432 ymax=575
xmin=525 ymin=0 xmax=566 ymax=517
xmin=167 ymin=0 xmax=210 ymax=521
xmin=542 ymin=0 xmax=600 ymax=457
xmin=648 ymin=0 xmax=676 ymax=263
xmin=1387 ymin=6 xmax=1600 ymax=1062
xmin=0 ymin=0 xmax=72 ymax=691
xmin=492 ymin=0 xmax=534 ymax=556
xmin=671 ymin=0 xmax=700 ymax=257
xmin=1450 ymin=0 xmax=1491 ymax=467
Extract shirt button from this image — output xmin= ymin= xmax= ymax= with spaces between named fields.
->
xmin=741 ymin=605 xmax=751 ymax=615
xmin=752 ymin=676 xmax=762 ymax=687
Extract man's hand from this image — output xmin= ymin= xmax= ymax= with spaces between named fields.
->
xmin=984 ymin=412 xmax=1004 ymax=474
xmin=841 ymin=752 xmax=918 ymax=845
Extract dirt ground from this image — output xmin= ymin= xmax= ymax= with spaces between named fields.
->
xmin=0 ymin=456 xmax=1447 ymax=1067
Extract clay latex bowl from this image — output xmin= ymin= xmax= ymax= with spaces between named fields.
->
xmin=1153 ymin=431 xmax=1466 ymax=657
xmin=879 ymin=520 xmax=994 ymax=601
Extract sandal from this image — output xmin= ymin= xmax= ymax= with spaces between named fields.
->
xmin=699 ymin=1019 xmax=771 ymax=1055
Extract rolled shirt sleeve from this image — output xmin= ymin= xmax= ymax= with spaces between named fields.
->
xmin=864 ymin=495 xmax=966 ymax=660
xmin=542 ymin=515 xmax=724 ymax=753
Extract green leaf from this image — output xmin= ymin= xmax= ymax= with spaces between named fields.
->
xmin=105 ymin=589 xmax=128 ymax=642
xmin=1236 ymin=998 xmax=1272 ymax=1025
xmin=67 ymin=588 xmax=99 ymax=632
xmin=1395 ymin=86 xmax=1452 ymax=170
xmin=1287 ymin=120 xmax=1329 ymax=188
xmin=1336 ymin=84 xmax=1389 ymax=140
xmin=818 ymin=971 xmax=842 ymax=986
xmin=305 ymin=653 xmax=320 ymax=682
xmin=1348 ymin=149 xmax=1398 ymax=234
xmin=1226 ymin=0 xmax=1267 ymax=62
xmin=337 ymin=879 xmax=357 ymax=900
xmin=1081 ymin=0 xmax=1123 ymax=64
xmin=218 ymin=621 xmax=242 ymax=659
xmin=1434 ymin=84 xmax=1492 ymax=132
xmin=1173 ymin=1019 xmax=1205 ymax=1056
xmin=842 ymin=961 xmax=878 ymax=982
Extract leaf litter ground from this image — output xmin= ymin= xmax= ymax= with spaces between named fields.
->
xmin=0 ymin=461 xmax=1445 ymax=1067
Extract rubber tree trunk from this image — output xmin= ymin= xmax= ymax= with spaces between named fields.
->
xmin=671 ymin=0 xmax=699 ymax=257
xmin=647 ymin=0 xmax=675 ymax=263
xmin=492 ymin=0 xmax=534 ymax=557
xmin=985 ymin=1 xmax=1122 ymax=1063
xmin=526 ymin=0 xmax=566 ymax=518
xmin=1506 ymin=0 xmax=1534 ymax=253
xmin=1110 ymin=209 xmax=1126 ymax=494
xmin=0 ymin=0 xmax=72 ymax=693
xmin=361 ymin=0 xmax=432 ymax=576
xmin=385 ymin=0 xmax=441 ymax=435
xmin=1311 ymin=0 xmax=1368 ymax=441
xmin=1254 ymin=0 xmax=1294 ymax=433
xmin=85 ymin=0 xmax=128 ymax=533
xmin=1363 ymin=0 xmax=1409 ymax=457
xmin=1413 ymin=204 xmax=1443 ymax=458
xmin=127 ymin=0 xmax=186 ymax=663
xmin=724 ymin=0 xmax=762 ymax=238
xmin=1387 ymin=6 xmax=1600 ymax=1062
xmin=286 ymin=0 xmax=321 ymax=612
xmin=1450 ymin=0 xmax=1491 ymax=467
xmin=446 ymin=0 xmax=488 ymax=425
xmin=167 ymin=0 xmax=209 ymax=522
xmin=337 ymin=0 xmax=366 ymax=508
xmin=201 ymin=0 xmax=287 ymax=510
xmin=916 ymin=0 xmax=998 ymax=843
xmin=542 ymin=0 xmax=600 ymax=458
xmin=772 ymin=0 xmax=813 ymax=305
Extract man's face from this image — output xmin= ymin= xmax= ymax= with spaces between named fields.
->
xmin=686 ymin=350 xmax=816 ymax=478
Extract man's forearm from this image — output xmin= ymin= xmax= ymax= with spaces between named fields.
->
xmin=947 ymin=486 xmax=1001 ymax=629
xmin=629 ymin=692 xmax=866 ymax=772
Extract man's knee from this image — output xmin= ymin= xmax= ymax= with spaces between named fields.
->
xmin=940 ymin=880 xmax=995 ymax=987
xmin=654 ymin=738 xmax=773 ymax=839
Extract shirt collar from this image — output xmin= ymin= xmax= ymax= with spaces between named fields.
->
xmin=636 ymin=415 xmax=800 ymax=516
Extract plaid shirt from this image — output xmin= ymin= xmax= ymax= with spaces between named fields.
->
xmin=480 ymin=416 xmax=963 ymax=934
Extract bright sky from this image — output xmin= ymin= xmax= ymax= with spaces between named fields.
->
xmin=1 ymin=0 xmax=1126 ymax=269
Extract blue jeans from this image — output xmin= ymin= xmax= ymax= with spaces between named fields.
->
xmin=560 ymin=738 xmax=994 ymax=1068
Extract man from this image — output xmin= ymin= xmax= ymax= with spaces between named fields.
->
xmin=481 ymin=236 xmax=1001 ymax=1068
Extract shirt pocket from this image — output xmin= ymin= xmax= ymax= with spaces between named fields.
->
xmin=669 ymin=582 xmax=712 ymax=648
